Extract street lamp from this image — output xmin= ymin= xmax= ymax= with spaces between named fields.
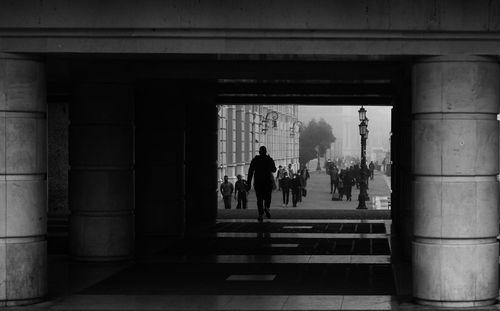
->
xmin=358 ymin=106 xmax=367 ymax=121
xmin=289 ymin=120 xmax=303 ymax=137
xmin=290 ymin=120 xmax=303 ymax=170
xmin=261 ymin=110 xmax=279 ymax=134
xmin=358 ymin=120 xmax=367 ymax=135
xmin=357 ymin=107 xmax=369 ymax=210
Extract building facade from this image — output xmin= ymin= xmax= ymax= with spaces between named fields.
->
xmin=218 ymin=104 xmax=300 ymax=184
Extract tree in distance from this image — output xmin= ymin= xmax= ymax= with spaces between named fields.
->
xmin=299 ymin=118 xmax=336 ymax=167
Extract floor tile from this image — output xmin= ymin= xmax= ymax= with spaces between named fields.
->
xmin=226 ymin=274 xmax=277 ymax=281
xmin=350 ymin=255 xmax=391 ymax=264
xmin=266 ymin=243 xmax=300 ymax=247
xmin=147 ymin=254 xmax=392 ymax=264
xmin=146 ymin=254 xmax=395 ymax=264
xmin=218 ymin=254 xmax=310 ymax=263
xmin=341 ymin=295 xmax=395 ymax=310
xmin=309 ymin=255 xmax=351 ymax=263
xmin=219 ymin=219 xmax=387 ymax=224
xmin=221 ymin=295 xmax=288 ymax=310
xmin=216 ymin=232 xmax=387 ymax=239
xmin=283 ymin=295 xmax=343 ymax=310
xmin=50 ymin=295 xmax=418 ymax=311
xmin=50 ymin=295 xmax=233 ymax=310
xmin=47 ymin=215 xmax=400 ymax=310
xmin=191 ymin=295 xmax=234 ymax=310
xmin=49 ymin=295 xmax=174 ymax=310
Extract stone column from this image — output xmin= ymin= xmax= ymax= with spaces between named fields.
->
xmin=135 ymin=82 xmax=186 ymax=237
xmin=226 ymin=106 xmax=236 ymax=182
xmin=412 ymin=56 xmax=499 ymax=307
xmin=244 ymin=106 xmax=252 ymax=173
xmin=69 ymin=81 xmax=134 ymax=261
xmin=0 ymin=54 xmax=47 ymax=305
xmin=218 ymin=106 xmax=227 ymax=186
xmin=185 ymin=82 xmax=218 ymax=229
xmin=235 ymin=105 xmax=245 ymax=177
xmin=391 ymin=68 xmax=413 ymax=262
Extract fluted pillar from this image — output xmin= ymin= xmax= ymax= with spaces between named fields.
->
xmin=69 ymin=81 xmax=134 ymax=261
xmin=244 ymin=106 xmax=252 ymax=166
xmin=0 ymin=54 xmax=47 ymax=305
xmin=412 ymin=56 xmax=499 ymax=307
xmin=226 ymin=106 xmax=236 ymax=182
xmin=235 ymin=105 xmax=245 ymax=177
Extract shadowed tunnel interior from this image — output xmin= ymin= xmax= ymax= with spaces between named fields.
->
xmin=44 ymin=56 xmax=411 ymax=305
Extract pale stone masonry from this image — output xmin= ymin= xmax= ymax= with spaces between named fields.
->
xmin=412 ymin=56 xmax=499 ymax=307
xmin=69 ymin=80 xmax=135 ymax=261
xmin=0 ymin=54 xmax=47 ymax=305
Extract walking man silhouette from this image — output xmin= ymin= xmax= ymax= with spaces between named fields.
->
xmin=220 ymin=175 xmax=234 ymax=209
xmin=247 ymin=146 xmax=277 ymax=222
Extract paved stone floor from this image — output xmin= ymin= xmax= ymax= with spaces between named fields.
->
xmin=13 ymin=172 xmax=500 ymax=310
xmin=24 ymin=216 xmax=500 ymax=310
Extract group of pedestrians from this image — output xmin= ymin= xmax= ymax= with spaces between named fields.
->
xmin=327 ymin=163 xmax=354 ymax=201
xmin=221 ymin=147 xmax=377 ymax=221
xmin=219 ymin=174 xmax=249 ymax=210
xmin=220 ymin=145 xmax=311 ymax=222
xmin=220 ymin=146 xmax=277 ymax=222
xmin=276 ymin=164 xmax=310 ymax=207
xmin=326 ymin=159 xmax=375 ymax=201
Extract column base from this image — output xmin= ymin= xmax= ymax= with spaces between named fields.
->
xmin=0 ymin=297 xmax=45 ymax=307
xmin=414 ymin=298 xmax=497 ymax=308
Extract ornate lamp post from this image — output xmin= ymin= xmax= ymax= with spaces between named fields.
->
xmin=261 ymin=110 xmax=279 ymax=134
xmin=290 ymin=120 xmax=303 ymax=169
xmin=289 ymin=120 xmax=303 ymax=137
xmin=315 ymin=145 xmax=321 ymax=171
xmin=357 ymin=106 xmax=369 ymax=209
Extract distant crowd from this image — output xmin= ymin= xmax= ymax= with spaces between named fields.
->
xmin=275 ymin=163 xmax=310 ymax=208
xmin=218 ymin=162 xmax=311 ymax=210
xmin=325 ymin=159 xmax=375 ymax=201
xmin=218 ymin=149 xmax=380 ymax=220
